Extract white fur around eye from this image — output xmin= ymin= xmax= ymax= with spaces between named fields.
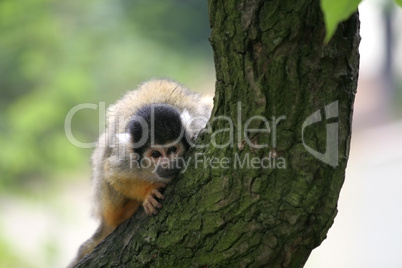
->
xmin=180 ymin=109 xmax=193 ymax=130
xmin=116 ymin=133 xmax=131 ymax=144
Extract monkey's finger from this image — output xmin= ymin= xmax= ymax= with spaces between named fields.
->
xmin=158 ymin=183 xmax=167 ymax=189
xmin=143 ymin=201 xmax=158 ymax=215
xmin=143 ymin=201 xmax=150 ymax=215
xmin=147 ymin=194 xmax=162 ymax=209
xmin=148 ymin=202 xmax=158 ymax=215
xmin=151 ymin=189 xmax=165 ymax=200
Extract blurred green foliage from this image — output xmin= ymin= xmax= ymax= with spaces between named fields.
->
xmin=0 ymin=235 xmax=35 ymax=268
xmin=0 ymin=0 xmax=213 ymax=191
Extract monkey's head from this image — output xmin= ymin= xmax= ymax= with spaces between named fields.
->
xmin=126 ymin=104 xmax=191 ymax=183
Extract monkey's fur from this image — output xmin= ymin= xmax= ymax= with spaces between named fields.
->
xmin=69 ymin=79 xmax=211 ymax=267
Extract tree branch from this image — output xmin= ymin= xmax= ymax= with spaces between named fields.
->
xmin=77 ymin=0 xmax=360 ymax=267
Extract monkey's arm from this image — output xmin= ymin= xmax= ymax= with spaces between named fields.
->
xmin=103 ymin=166 xmax=166 ymax=216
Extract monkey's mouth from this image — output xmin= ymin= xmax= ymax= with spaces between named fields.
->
xmin=156 ymin=167 xmax=181 ymax=179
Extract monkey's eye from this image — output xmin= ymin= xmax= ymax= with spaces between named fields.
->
xmin=151 ymin=151 xmax=162 ymax=159
xmin=167 ymin=146 xmax=177 ymax=155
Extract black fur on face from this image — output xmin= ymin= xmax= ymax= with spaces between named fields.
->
xmin=128 ymin=104 xmax=190 ymax=157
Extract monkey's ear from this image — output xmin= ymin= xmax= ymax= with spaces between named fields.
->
xmin=180 ymin=109 xmax=193 ymax=130
xmin=115 ymin=133 xmax=131 ymax=145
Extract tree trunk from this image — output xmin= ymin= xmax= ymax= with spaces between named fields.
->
xmin=76 ymin=0 xmax=360 ymax=267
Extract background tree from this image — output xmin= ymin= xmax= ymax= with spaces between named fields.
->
xmin=77 ymin=0 xmax=360 ymax=267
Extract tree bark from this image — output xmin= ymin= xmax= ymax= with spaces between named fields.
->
xmin=77 ymin=0 xmax=360 ymax=267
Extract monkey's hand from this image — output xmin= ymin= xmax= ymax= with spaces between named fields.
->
xmin=143 ymin=184 xmax=166 ymax=215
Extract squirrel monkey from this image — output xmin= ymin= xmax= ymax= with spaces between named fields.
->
xmin=69 ymin=79 xmax=211 ymax=267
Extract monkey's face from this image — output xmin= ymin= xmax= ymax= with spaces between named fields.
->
xmin=140 ymin=141 xmax=187 ymax=182
xmin=127 ymin=104 xmax=191 ymax=183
